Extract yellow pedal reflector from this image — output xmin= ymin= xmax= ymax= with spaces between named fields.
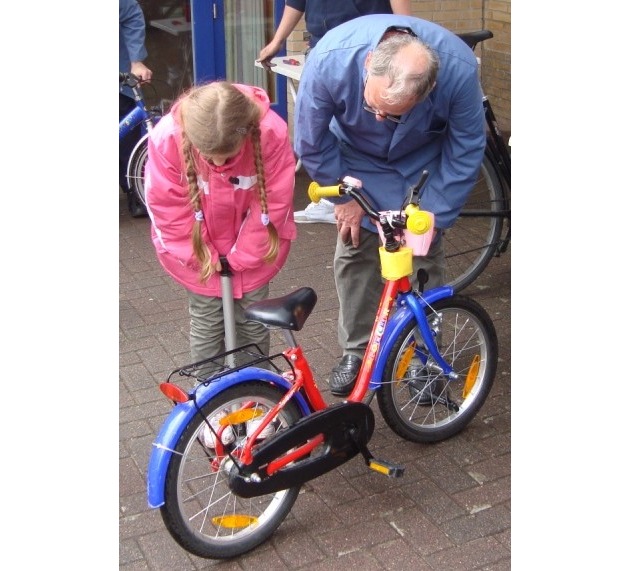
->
xmin=221 ymin=407 xmax=264 ymax=426
xmin=463 ymin=354 xmax=480 ymax=398
xmin=395 ymin=343 xmax=416 ymax=382
xmin=212 ymin=514 xmax=259 ymax=529
xmin=369 ymin=461 xmax=390 ymax=475
xmin=369 ymin=459 xmax=405 ymax=478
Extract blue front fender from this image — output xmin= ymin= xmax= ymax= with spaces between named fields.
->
xmin=147 ymin=367 xmax=311 ymax=508
xmin=369 ymin=286 xmax=453 ymax=390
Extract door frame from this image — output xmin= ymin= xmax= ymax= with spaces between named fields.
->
xmin=189 ymin=0 xmax=288 ymax=119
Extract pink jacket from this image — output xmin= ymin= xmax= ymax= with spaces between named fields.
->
xmin=145 ymin=84 xmax=297 ymax=298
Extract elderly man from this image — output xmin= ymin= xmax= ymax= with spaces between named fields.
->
xmin=294 ymin=14 xmax=486 ymax=396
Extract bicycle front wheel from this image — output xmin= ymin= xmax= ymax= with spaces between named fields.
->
xmin=377 ymin=295 xmax=498 ymax=443
xmin=443 ymin=154 xmax=505 ymax=292
xmin=127 ymin=133 xmax=149 ymax=207
xmin=161 ymin=382 xmax=302 ymax=559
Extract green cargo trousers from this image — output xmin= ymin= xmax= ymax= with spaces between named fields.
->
xmin=187 ymin=283 xmax=270 ymax=368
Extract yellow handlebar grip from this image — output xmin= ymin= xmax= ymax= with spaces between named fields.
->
xmin=405 ymin=208 xmax=433 ymax=235
xmin=308 ymin=181 xmax=341 ymax=202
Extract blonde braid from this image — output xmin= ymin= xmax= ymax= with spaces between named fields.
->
xmin=251 ymin=124 xmax=279 ymax=263
xmin=180 ymin=106 xmax=214 ymax=283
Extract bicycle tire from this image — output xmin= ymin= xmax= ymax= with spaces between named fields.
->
xmin=160 ymin=382 xmax=302 ymax=559
xmin=443 ymin=153 xmax=505 ymax=292
xmin=377 ymin=295 xmax=498 ymax=443
xmin=127 ymin=133 xmax=149 ymax=207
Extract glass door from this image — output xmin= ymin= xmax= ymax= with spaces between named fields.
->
xmin=143 ymin=0 xmax=195 ymax=110
xmin=189 ymin=0 xmax=288 ymax=119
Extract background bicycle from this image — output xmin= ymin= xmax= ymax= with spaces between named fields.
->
xmin=119 ymin=72 xmax=165 ymax=217
xmin=443 ymin=30 xmax=511 ymax=293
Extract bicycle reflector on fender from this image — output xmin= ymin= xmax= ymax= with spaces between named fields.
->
xmin=160 ymin=382 xmax=189 ymax=403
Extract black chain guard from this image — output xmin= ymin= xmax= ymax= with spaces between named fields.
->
xmin=228 ymin=401 xmax=374 ymax=498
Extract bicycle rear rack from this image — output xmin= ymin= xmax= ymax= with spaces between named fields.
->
xmin=166 ymin=344 xmax=295 ymax=387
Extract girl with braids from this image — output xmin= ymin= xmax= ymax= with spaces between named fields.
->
xmin=145 ymin=81 xmax=297 ymax=365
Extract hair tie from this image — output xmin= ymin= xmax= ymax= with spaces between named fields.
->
xmin=235 ymin=126 xmax=248 ymax=135
xmin=194 ymin=210 xmax=204 ymax=221
xmin=260 ymin=213 xmax=269 ymax=226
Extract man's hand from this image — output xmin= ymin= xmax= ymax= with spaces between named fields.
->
xmin=335 ymin=201 xmax=364 ymax=247
xmin=130 ymin=61 xmax=153 ymax=82
xmin=257 ymin=40 xmax=283 ymax=69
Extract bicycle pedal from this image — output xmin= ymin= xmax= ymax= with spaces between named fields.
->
xmin=368 ymin=458 xmax=405 ymax=478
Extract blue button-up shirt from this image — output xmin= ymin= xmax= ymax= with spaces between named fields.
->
xmin=119 ymin=0 xmax=148 ymax=98
xmin=294 ymin=14 xmax=486 ymax=229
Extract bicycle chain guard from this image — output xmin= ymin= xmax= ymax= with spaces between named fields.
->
xmin=228 ymin=401 xmax=374 ymax=498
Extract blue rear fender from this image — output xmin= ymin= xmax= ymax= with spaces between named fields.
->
xmin=369 ymin=286 xmax=453 ymax=390
xmin=147 ymin=367 xmax=311 ymax=508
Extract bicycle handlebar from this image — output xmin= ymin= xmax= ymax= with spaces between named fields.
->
xmin=308 ymin=171 xmax=433 ymax=252
xmin=119 ymin=72 xmax=141 ymax=88
xmin=308 ymin=171 xmax=432 ymax=234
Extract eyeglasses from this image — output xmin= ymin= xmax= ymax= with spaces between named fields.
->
xmin=362 ymin=103 xmax=404 ymax=125
xmin=362 ymin=71 xmax=405 ymax=125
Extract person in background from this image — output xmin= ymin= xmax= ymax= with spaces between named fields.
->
xmin=294 ymin=15 xmax=486 ymax=396
xmin=258 ymin=1 xmax=412 ymax=224
xmin=145 ymin=81 xmax=297 ymax=368
xmin=119 ymin=0 xmax=153 ymax=218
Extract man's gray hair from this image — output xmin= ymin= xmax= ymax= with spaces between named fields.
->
xmin=368 ymin=33 xmax=440 ymax=105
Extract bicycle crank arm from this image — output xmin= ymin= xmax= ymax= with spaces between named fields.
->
xmin=228 ymin=402 xmax=374 ymax=498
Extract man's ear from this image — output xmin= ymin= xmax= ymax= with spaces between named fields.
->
xmin=364 ymin=51 xmax=372 ymax=70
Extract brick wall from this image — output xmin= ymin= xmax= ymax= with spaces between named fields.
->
xmin=479 ymin=0 xmax=511 ymax=137
xmin=285 ymin=1 xmax=511 ymax=136
xmin=409 ymin=1 xmax=511 ymax=136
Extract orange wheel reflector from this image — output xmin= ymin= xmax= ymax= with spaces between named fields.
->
xmin=222 ymin=407 xmax=264 ymax=426
xmin=212 ymin=514 xmax=259 ymax=529
xmin=395 ymin=343 xmax=416 ymax=382
xmin=462 ymin=355 xmax=480 ymax=398
xmin=159 ymin=382 xmax=189 ymax=403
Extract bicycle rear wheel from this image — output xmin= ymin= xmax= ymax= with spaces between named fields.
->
xmin=160 ymin=382 xmax=302 ymax=559
xmin=377 ymin=295 xmax=498 ymax=443
xmin=127 ymin=133 xmax=149 ymax=207
xmin=443 ymin=154 xmax=505 ymax=292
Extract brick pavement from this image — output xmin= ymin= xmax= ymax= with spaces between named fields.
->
xmin=119 ymin=171 xmax=511 ymax=570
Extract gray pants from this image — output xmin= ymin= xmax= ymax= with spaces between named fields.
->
xmin=333 ymin=228 xmax=445 ymax=359
xmin=187 ymin=284 xmax=270 ymax=367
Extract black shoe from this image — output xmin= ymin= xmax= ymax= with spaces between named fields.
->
xmin=127 ymin=191 xmax=148 ymax=218
xmin=329 ymin=355 xmax=362 ymax=397
xmin=408 ymin=369 xmax=433 ymax=406
xmin=408 ymin=365 xmax=444 ymax=406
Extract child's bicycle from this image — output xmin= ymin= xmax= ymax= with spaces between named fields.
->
xmin=146 ymin=172 xmax=499 ymax=559
xmin=119 ymin=72 xmax=162 ymax=216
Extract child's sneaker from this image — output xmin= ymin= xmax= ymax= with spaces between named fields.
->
xmin=202 ymin=413 xmax=236 ymax=448
xmin=294 ymin=199 xmax=336 ymax=224
xmin=246 ymin=416 xmax=277 ymax=440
